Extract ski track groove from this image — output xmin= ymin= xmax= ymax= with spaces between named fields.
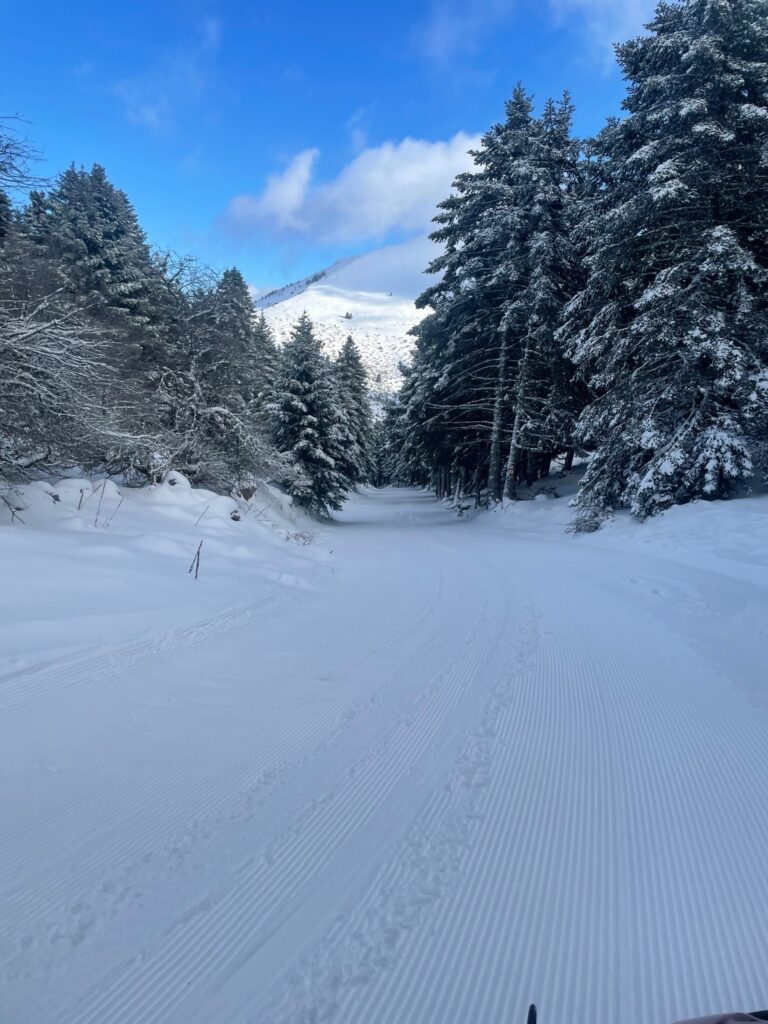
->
xmin=63 ymin=570 xmax=503 ymax=1024
xmin=0 ymin=586 xmax=292 ymax=719
xmin=0 ymin=524 xmax=446 ymax=989
xmin=4 ymin=489 xmax=768 ymax=1024
xmin=254 ymin=532 xmax=768 ymax=1024
xmin=254 ymin=540 xmax=533 ymax=1024
xmin=0 ymin=539 xmax=438 ymax=880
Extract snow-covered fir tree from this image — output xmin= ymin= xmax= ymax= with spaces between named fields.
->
xmin=501 ymin=93 xmax=582 ymax=498
xmin=333 ymin=336 xmax=374 ymax=485
xmin=32 ymin=164 xmax=159 ymax=330
xmin=403 ymin=86 xmax=582 ymax=504
xmin=420 ymin=85 xmax=540 ymax=501
xmin=252 ymin=312 xmax=279 ymax=398
xmin=0 ymin=124 xmax=290 ymax=496
xmin=563 ymin=0 xmax=768 ymax=528
xmin=268 ymin=313 xmax=350 ymax=516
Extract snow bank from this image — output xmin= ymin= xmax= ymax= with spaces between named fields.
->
xmin=477 ymin=471 xmax=768 ymax=589
xmin=0 ymin=474 xmax=328 ymax=675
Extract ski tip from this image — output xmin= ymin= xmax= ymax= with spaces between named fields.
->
xmin=527 ymin=1004 xmax=537 ymax=1024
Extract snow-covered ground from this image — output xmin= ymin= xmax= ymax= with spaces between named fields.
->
xmin=256 ymin=236 xmax=437 ymax=391
xmin=2 ymin=482 xmax=768 ymax=1024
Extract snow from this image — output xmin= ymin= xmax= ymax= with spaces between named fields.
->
xmin=0 ymin=475 xmax=325 ymax=675
xmin=2 ymin=481 xmax=768 ymax=1023
xmin=256 ymin=235 xmax=438 ymax=392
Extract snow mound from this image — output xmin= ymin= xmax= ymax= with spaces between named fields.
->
xmin=256 ymin=236 xmax=439 ymax=392
xmin=0 ymin=474 xmax=327 ymax=674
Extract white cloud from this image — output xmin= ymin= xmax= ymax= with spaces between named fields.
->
xmin=229 ymin=148 xmax=319 ymax=232
xmin=418 ymin=0 xmax=516 ymax=60
xmin=549 ymin=0 xmax=655 ymax=53
xmin=416 ymin=0 xmax=653 ymax=63
xmin=112 ymin=19 xmax=222 ymax=131
xmin=225 ymin=132 xmax=480 ymax=245
xmin=346 ymin=108 xmax=369 ymax=153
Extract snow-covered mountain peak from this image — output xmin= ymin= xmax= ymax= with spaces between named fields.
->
xmin=255 ymin=236 xmax=439 ymax=392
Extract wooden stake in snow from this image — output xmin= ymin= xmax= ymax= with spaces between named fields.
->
xmin=188 ymin=540 xmax=203 ymax=580
xmin=103 ymin=496 xmax=124 ymax=528
xmin=93 ymin=482 xmax=106 ymax=527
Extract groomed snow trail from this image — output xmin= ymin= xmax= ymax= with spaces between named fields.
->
xmin=2 ymin=488 xmax=767 ymax=1024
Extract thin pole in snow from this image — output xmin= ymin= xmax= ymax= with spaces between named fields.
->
xmin=103 ymin=496 xmax=124 ymax=528
xmin=188 ymin=540 xmax=203 ymax=579
xmin=93 ymin=482 xmax=106 ymax=527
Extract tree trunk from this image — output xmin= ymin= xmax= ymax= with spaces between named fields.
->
xmin=563 ymin=447 xmax=575 ymax=472
xmin=503 ymin=407 xmax=523 ymax=499
xmin=487 ymin=331 xmax=509 ymax=502
xmin=452 ymin=474 xmax=461 ymax=506
xmin=503 ymin=339 xmax=533 ymax=500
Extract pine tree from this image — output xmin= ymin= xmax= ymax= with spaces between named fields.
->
xmin=407 ymin=86 xmax=582 ymax=504
xmin=196 ymin=268 xmax=255 ymax=409
xmin=564 ymin=0 xmax=768 ymax=528
xmin=412 ymin=85 xmax=540 ymax=502
xmin=35 ymin=164 xmax=159 ymax=329
xmin=502 ymin=94 xmax=582 ymax=497
xmin=252 ymin=312 xmax=279 ymax=397
xmin=0 ymin=121 xmax=293 ymax=496
xmin=268 ymin=313 xmax=350 ymax=515
xmin=334 ymin=336 xmax=374 ymax=485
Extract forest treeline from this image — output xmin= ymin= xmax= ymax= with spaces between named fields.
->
xmin=0 ymin=143 xmax=374 ymax=517
xmin=379 ymin=0 xmax=768 ymax=529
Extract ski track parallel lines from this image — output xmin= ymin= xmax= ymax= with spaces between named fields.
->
xmin=53 ymin=532 xmax=502 ymax=1024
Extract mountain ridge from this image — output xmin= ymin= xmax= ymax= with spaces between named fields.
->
xmin=255 ymin=236 xmax=438 ymax=391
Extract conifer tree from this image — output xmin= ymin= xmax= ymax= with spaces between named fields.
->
xmin=334 ymin=335 xmax=374 ymax=484
xmin=34 ymin=164 xmax=159 ymax=329
xmin=408 ymin=86 xmax=582 ymax=503
xmin=421 ymin=85 xmax=540 ymax=501
xmin=268 ymin=313 xmax=350 ymax=515
xmin=252 ymin=312 xmax=279 ymax=397
xmin=502 ymin=94 xmax=582 ymax=497
xmin=196 ymin=268 xmax=255 ymax=409
xmin=564 ymin=0 xmax=768 ymax=528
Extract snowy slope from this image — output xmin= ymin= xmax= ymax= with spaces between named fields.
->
xmin=0 ymin=474 xmax=326 ymax=676
xmin=2 ymin=484 xmax=768 ymax=1024
xmin=256 ymin=235 xmax=438 ymax=391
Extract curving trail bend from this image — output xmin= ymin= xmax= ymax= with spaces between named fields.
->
xmin=2 ymin=488 xmax=767 ymax=1024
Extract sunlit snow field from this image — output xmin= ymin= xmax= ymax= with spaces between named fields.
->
xmin=2 ymin=479 xmax=767 ymax=1024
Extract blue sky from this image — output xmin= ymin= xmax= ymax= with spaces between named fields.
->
xmin=4 ymin=0 xmax=655 ymax=288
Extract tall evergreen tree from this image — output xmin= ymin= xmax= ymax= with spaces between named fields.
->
xmin=412 ymin=85 xmax=540 ymax=501
xmin=197 ymin=267 xmax=255 ymax=409
xmin=502 ymin=94 xmax=582 ymax=497
xmin=268 ymin=314 xmax=350 ymax=515
xmin=34 ymin=164 xmax=158 ymax=329
xmin=252 ymin=312 xmax=279 ymax=397
xmin=564 ymin=0 xmax=768 ymax=528
xmin=334 ymin=336 xmax=374 ymax=485
xmin=407 ymin=86 xmax=582 ymax=504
